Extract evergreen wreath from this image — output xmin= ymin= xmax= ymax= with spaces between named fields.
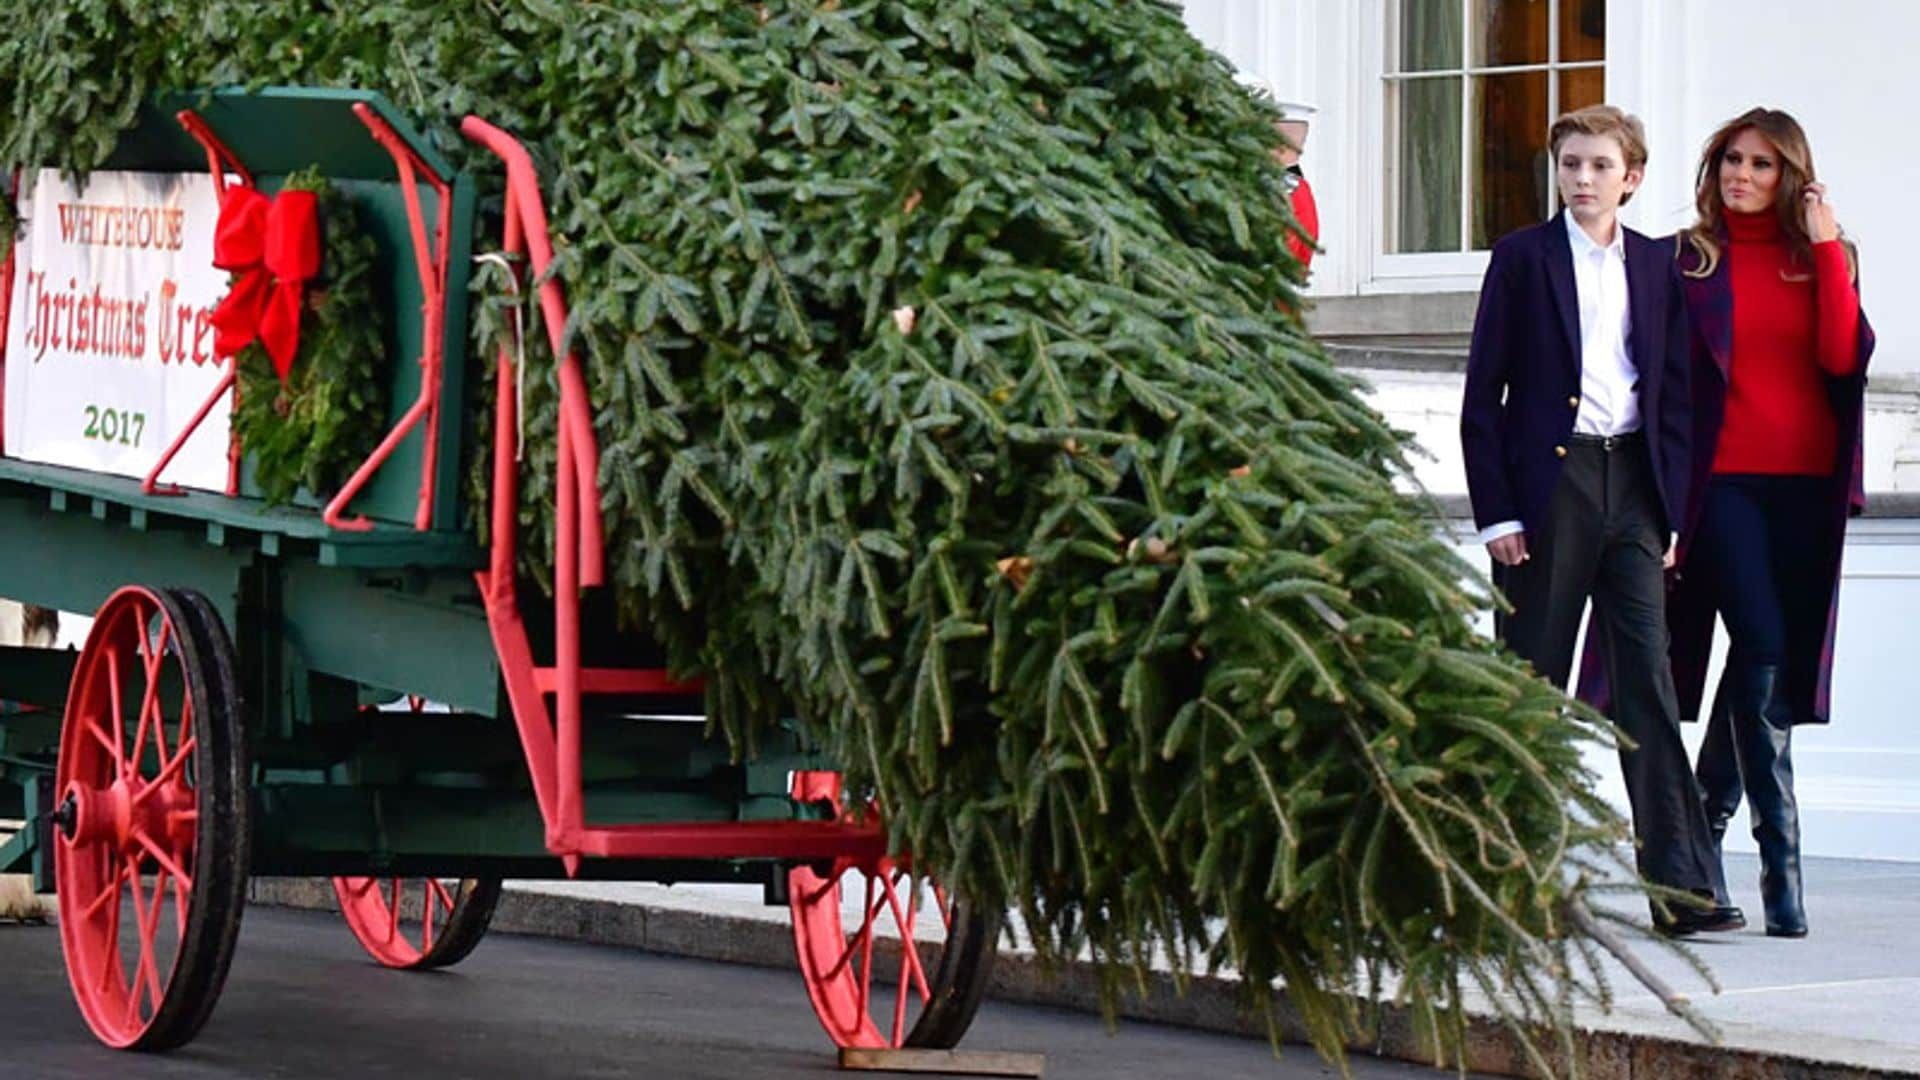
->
xmin=0 ymin=188 xmax=17 ymax=260
xmin=231 ymin=166 xmax=386 ymax=505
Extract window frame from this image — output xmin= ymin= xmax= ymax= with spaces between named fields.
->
xmin=1363 ymin=0 xmax=1606 ymax=292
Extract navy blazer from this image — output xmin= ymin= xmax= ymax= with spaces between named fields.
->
xmin=1460 ymin=212 xmax=1693 ymax=538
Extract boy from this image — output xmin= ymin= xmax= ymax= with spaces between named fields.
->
xmin=1459 ymin=105 xmax=1735 ymax=935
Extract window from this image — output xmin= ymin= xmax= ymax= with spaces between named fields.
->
xmin=1384 ymin=0 xmax=1605 ymax=253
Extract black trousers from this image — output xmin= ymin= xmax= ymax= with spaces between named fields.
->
xmin=1689 ymin=474 xmax=1830 ymax=670
xmin=1493 ymin=436 xmax=1717 ymax=894
xmin=1690 ymin=474 xmax=1830 ymax=816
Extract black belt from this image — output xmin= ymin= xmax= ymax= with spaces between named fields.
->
xmin=1567 ymin=431 xmax=1644 ymax=452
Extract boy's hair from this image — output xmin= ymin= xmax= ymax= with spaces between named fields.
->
xmin=1549 ymin=105 xmax=1649 ymax=202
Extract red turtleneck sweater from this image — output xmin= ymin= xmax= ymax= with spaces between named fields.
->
xmin=1711 ymin=209 xmax=1861 ymax=476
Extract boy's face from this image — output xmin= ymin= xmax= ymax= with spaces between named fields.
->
xmin=1555 ymin=132 xmax=1642 ymax=224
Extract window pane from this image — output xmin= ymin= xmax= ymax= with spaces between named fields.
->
xmin=1398 ymin=0 xmax=1463 ymax=72
xmin=1559 ymin=66 xmax=1605 ymax=115
xmin=1472 ymin=0 xmax=1547 ymax=68
xmin=1471 ymin=71 xmax=1549 ymax=248
xmin=1392 ymin=76 xmax=1463 ymax=252
xmin=1559 ymin=0 xmax=1606 ymax=62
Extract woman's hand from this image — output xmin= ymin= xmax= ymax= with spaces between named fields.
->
xmin=1803 ymin=182 xmax=1840 ymax=243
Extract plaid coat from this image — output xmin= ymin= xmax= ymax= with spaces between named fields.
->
xmin=1578 ymin=233 xmax=1873 ymax=726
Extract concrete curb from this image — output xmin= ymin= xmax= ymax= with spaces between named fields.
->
xmin=248 ymin=878 xmax=1916 ymax=1080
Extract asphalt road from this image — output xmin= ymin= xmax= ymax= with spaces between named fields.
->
xmin=0 ymin=906 xmax=1464 ymax=1079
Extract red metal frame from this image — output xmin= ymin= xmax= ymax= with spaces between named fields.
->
xmin=321 ymin=102 xmax=451 ymax=532
xmin=459 ymin=115 xmax=886 ymax=871
xmin=142 ymin=111 xmax=247 ymax=497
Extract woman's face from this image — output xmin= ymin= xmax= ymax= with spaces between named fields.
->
xmin=1719 ymin=128 xmax=1783 ymax=213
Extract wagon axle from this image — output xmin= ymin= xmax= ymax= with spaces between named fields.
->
xmin=50 ymin=791 xmax=76 ymax=838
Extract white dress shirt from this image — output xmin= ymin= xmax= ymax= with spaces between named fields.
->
xmin=1476 ymin=213 xmax=1642 ymax=547
xmin=1566 ymin=212 xmax=1640 ymax=437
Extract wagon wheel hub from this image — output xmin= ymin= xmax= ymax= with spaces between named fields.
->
xmin=60 ymin=778 xmax=132 ymax=850
xmin=61 ymin=773 xmax=196 ymax=859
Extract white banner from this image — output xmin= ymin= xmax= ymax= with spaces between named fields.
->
xmin=4 ymin=168 xmax=234 ymax=491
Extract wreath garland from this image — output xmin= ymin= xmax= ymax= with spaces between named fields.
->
xmin=0 ymin=189 xmax=18 ymax=260
xmin=231 ymin=166 xmax=386 ymax=505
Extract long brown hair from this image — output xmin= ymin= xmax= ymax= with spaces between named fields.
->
xmin=1681 ymin=107 xmax=1857 ymax=280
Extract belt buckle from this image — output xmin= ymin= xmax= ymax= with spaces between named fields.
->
xmin=1601 ymin=434 xmax=1617 ymax=452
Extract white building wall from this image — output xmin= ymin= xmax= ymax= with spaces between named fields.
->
xmin=1612 ymin=0 xmax=1920 ymax=380
xmin=1184 ymin=1 xmax=1920 ymax=861
xmin=1186 ymin=0 xmax=1920 ymax=378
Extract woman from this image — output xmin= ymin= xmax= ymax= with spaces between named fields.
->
xmin=1667 ymin=108 xmax=1874 ymax=938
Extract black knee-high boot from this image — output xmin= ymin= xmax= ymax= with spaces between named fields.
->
xmin=1730 ymin=664 xmax=1807 ymax=937
xmin=1694 ymin=673 xmax=1744 ymax=911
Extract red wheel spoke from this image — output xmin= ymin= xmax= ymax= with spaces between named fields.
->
xmin=387 ymin=879 xmax=402 ymax=942
xmin=173 ymin=874 xmax=191 ymax=938
xmin=890 ymin=940 xmax=910 ymax=1046
xmin=93 ymin=857 xmax=130 ymax=991
xmin=347 ymin=877 xmax=378 ymax=897
xmin=88 ymin=717 xmax=119 ymax=759
xmin=888 ymin=875 xmax=931 ymax=1048
xmin=826 ymin=877 xmax=889 ymax=981
xmin=857 ymin=873 xmax=879 ymax=1022
xmin=124 ymin=952 xmax=149 ymax=1026
xmin=173 ymin=692 xmax=193 ymax=777
xmin=106 ymin=649 xmax=128 ymax=780
xmin=130 ymin=828 xmax=193 ymax=890
xmin=125 ymin=871 xmax=167 ymax=1025
xmin=424 ymin=883 xmax=439 ymax=952
xmin=880 ymin=873 xmax=933 ymax=1003
xmin=80 ymin=869 xmax=124 ymax=922
xmin=132 ymin=736 xmax=197 ymax=806
xmin=803 ymin=876 xmax=840 ymax=907
xmin=95 ymin=862 xmax=128 ymax=994
xmin=429 ymin=878 xmax=457 ymax=911
xmin=140 ymin=872 xmax=169 ymax=1017
xmin=129 ymin=621 xmax=170 ymax=776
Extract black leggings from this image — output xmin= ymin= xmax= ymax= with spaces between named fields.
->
xmin=1689 ymin=474 xmax=1830 ymax=669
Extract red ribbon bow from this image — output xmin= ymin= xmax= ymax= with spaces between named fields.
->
xmin=209 ymin=186 xmax=320 ymax=382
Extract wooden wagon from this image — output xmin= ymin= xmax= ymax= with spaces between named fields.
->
xmin=0 ymin=87 xmax=997 ymax=1053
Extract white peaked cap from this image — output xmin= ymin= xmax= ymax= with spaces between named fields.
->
xmin=1232 ymin=70 xmax=1316 ymax=121
xmin=1233 ymin=70 xmax=1280 ymax=101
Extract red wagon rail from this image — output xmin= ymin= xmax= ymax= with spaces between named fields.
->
xmin=459 ymin=115 xmax=890 ymax=869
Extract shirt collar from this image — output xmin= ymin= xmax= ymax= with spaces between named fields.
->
xmin=1564 ymin=210 xmax=1625 ymax=260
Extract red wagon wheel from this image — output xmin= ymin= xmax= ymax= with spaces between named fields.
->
xmin=331 ymin=694 xmax=501 ymax=970
xmin=787 ymin=770 xmax=1000 ymax=1050
xmin=331 ymin=875 xmax=501 ymax=969
xmin=53 ymin=586 xmax=249 ymax=1051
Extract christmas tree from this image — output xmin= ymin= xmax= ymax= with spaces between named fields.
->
xmin=1 ymin=2 xmax=1706 ymax=1070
